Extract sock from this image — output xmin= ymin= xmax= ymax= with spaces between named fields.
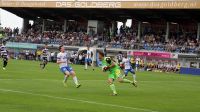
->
xmin=85 ymin=63 xmax=88 ymax=69
xmin=110 ymin=84 xmax=117 ymax=94
xmin=64 ymin=75 xmax=68 ymax=83
xmin=122 ymin=79 xmax=132 ymax=83
xmin=73 ymin=76 xmax=79 ymax=85
xmin=133 ymin=74 xmax=136 ymax=82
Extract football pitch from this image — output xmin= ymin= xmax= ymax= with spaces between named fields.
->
xmin=0 ymin=60 xmax=200 ymax=112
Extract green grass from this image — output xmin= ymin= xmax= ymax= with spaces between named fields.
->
xmin=0 ymin=60 xmax=200 ymax=112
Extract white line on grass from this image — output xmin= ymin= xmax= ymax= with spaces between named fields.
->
xmin=0 ymin=88 xmax=158 ymax=112
xmin=0 ymin=79 xmax=195 ymax=82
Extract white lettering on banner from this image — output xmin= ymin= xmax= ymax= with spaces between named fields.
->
xmin=56 ymin=2 xmax=72 ymax=7
xmin=56 ymin=2 xmax=121 ymax=8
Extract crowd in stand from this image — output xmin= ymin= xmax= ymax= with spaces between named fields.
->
xmin=2 ymin=22 xmax=200 ymax=54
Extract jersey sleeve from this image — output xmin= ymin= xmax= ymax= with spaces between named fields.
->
xmin=57 ymin=54 xmax=61 ymax=61
xmin=101 ymin=60 xmax=107 ymax=66
xmin=121 ymin=59 xmax=125 ymax=64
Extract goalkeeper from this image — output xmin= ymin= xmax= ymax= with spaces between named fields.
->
xmin=98 ymin=51 xmax=137 ymax=96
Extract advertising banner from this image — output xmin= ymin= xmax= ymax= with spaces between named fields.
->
xmin=128 ymin=51 xmax=172 ymax=59
xmin=1 ymin=0 xmax=200 ymax=9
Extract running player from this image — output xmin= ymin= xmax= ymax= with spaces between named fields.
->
xmin=117 ymin=51 xmax=123 ymax=64
xmin=98 ymin=51 xmax=136 ymax=96
xmin=40 ymin=44 xmax=49 ymax=69
xmin=121 ymin=53 xmax=137 ymax=83
xmin=57 ymin=45 xmax=81 ymax=88
xmin=0 ymin=42 xmax=8 ymax=70
xmin=84 ymin=46 xmax=94 ymax=71
xmin=135 ymin=56 xmax=140 ymax=71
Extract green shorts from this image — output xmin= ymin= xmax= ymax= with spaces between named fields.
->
xmin=108 ymin=69 xmax=123 ymax=79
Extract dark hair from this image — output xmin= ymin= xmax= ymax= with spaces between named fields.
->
xmin=59 ymin=45 xmax=63 ymax=51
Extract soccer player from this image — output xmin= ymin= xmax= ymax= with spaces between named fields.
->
xmin=130 ymin=56 xmax=136 ymax=69
xmin=135 ymin=56 xmax=140 ymax=71
xmin=117 ymin=51 xmax=123 ymax=64
xmin=0 ymin=42 xmax=8 ymax=70
xmin=57 ymin=45 xmax=81 ymax=88
xmin=40 ymin=44 xmax=49 ymax=69
xmin=121 ymin=53 xmax=137 ymax=83
xmin=84 ymin=46 xmax=94 ymax=71
xmin=98 ymin=51 xmax=136 ymax=96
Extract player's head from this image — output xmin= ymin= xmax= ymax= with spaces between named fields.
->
xmin=59 ymin=45 xmax=65 ymax=52
xmin=124 ymin=53 xmax=127 ymax=58
xmin=98 ymin=51 xmax=104 ymax=60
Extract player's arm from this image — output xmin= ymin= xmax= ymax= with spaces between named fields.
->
xmin=120 ymin=59 xmax=125 ymax=65
xmin=87 ymin=52 xmax=89 ymax=58
xmin=106 ymin=60 xmax=117 ymax=69
xmin=56 ymin=59 xmax=65 ymax=64
xmin=91 ymin=51 xmax=93 ymax=58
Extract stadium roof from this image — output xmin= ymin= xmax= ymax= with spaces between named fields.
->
xmin=3 ymin=8 xmax=200 ymax=22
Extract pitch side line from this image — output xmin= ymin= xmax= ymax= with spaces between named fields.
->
xmin=0 ymin=79 xmax=195 ymax=82
xmin=0 ymin=88 xmax=158 ymax=112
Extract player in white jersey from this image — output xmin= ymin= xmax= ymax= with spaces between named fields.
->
xmin=84 ymin=46 xmax=94 ymax=70
xmin=40 ymin=44 xmax=49 ymax=69
xmin=57 ymin=45 xmax=81 ymax=88
xmin=121 ymin=53 xmax=137 ymax=83
xmin=0 ymin=42 xmax=8 ymax=70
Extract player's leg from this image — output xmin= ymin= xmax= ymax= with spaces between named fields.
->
xmin=85 ymin=58 xmax=88 ymax=70
xmin=116 ymin=69 xmax=137 ymax=87
xmin=3 ymin=57 xmax=8 ymax=70
xmin=43 ymin=59 xmax=48 ymax=69
xmin=69 ymin=67 xmax=81 ymax=88
xmin=136 ymin=64 xmax=138 ymax=71
xmin=63 ymin=72 xmax=70 ymax=87
xmin=61 ymin=67 xmax=70 ymax=87
xmin=40 ymin=57 xmax=44 ymax=69
xmin=108 ymin=74 xmax=117 ymax=95
xmin=116 ymin=69 xmax=132 ymax=83
xmin=130 ymin=68 xmax=137 ymax=82
xmin=90 ymin=59 xmax=94 ymax=71
xmin=124 ymin=69 xmax=129 ymax=77
xmin=129 ymin=68 xmax=137 ymax=87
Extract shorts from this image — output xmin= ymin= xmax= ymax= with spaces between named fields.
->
xmin=42 ymin=57 xmax=48 ymax=62
xmin=3 ymin=57 xmax=8 ymax=62
xmin=60 ymin=66 xmax=73 ymax=74
xmin=108 ymin=69 xmax=123 ymax=80
xmin=85 ymin=58 xmax=92 ymax=63
xmin=124 ymin=68 xmax=135 ymax=75
xmin=136 ymin=64 xmax=139 ymax=67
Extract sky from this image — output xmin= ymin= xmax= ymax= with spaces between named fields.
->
xmin=0 ymin=8 xmax=23 ymax=29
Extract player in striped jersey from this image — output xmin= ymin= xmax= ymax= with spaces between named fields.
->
xmin=40 ymin=44 xmax=49 ymax=69
xmin=0 ymin=42 xmax=8 ymax=70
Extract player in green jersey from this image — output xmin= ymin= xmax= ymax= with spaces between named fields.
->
xmin=98 ymin=51 xmax=137 ymax=96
